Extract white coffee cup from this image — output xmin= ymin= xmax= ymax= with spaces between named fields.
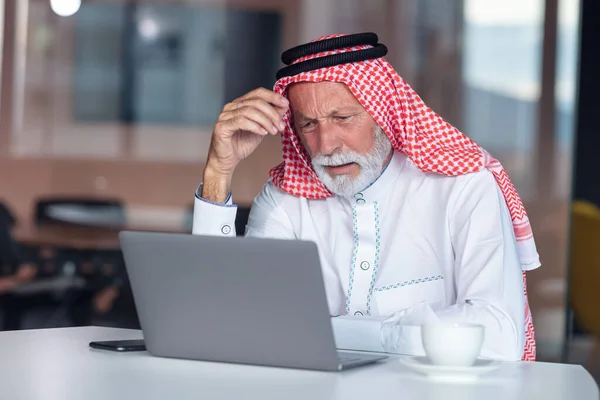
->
xmin=421 ymin=323 xmax=485 ymax=366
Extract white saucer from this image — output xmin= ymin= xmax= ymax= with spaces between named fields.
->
xmin=399 ymin=356 xmax=501 ymax=382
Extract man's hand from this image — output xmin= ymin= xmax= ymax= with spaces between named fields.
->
xmin=202 ymin=88 xmax=289 ymax=202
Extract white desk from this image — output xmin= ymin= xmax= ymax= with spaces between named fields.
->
xmin=0 ymin=327 xmax=597 ymax=400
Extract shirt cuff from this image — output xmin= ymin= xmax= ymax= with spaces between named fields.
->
xmin=192 ymin=183 xmax=237 ymax=236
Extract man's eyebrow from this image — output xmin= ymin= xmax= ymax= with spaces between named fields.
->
xmin=294 ymin=111 xmax=315 ymax=121
xmin=295 ymin=108 xmax=361 ymax=120
xmin=330 ymin=108 xmax=361 ymax=115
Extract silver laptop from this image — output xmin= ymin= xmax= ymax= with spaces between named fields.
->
xmin=119 ymin=231 xmax=387 ymax=371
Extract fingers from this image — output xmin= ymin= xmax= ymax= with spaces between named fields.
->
xmin=216 ymin=88 xmax=290 ymax=139
xmin=225 ymin=88 xmax=289 ymax=116
xmin=215 ymin=116 xmax=270 ymax=137
xmin=219 ymin=107 xmax=277 ymax=135
xmin=239 ymin=87 xmax=289 ymax=109
xmin=222 ymin=99 xmax=286 ymax=133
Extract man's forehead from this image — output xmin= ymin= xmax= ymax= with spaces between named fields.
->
xmin=287 ymin=80 xmax=352 ymax=95
xmin=286 ymin=81 xmax=362 ymax=114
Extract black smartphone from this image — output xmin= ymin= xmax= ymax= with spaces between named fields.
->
xmin=89 ymin=339 xmax=146 ymax=352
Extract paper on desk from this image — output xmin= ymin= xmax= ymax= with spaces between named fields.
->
xmin=331 ymin=315 xmax=387 ymax=353
xmin=380 ymin=301 xmax=440 ymax=355
xmin=331 ymin=302 xmax=441 ymax=355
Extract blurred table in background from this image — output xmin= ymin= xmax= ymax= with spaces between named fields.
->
xmin=12 ymin=219 xmax=189 ymax=251
xmin=13 ymin=223 xmax=122 ymax=250
xmin=44 ymin=203 xmax=191 ymax=231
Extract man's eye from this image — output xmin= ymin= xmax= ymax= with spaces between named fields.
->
xmin=335 ymin=116 xmax=351 ymax=121
xmin=302 ymin=121 xmax=314 ymax=128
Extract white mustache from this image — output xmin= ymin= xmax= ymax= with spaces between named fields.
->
xmin=312 ymin=152 xmax=363 ymax=167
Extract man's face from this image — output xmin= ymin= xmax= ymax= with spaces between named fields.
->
xmin=287 ymin=81 xmax=393 ymax=196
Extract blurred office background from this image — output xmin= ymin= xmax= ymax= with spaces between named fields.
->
xmin=0 ymin=0 xmax=598 ymax=381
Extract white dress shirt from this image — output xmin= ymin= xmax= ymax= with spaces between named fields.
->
xmin=192 ymin=151 xmax=536 ymax=361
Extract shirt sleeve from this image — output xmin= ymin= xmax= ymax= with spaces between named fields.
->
xmin=192 ymin=183 xmax=238 ymax=236
xmin=192 ymin=181 xmax=296 ymax=239
xmin=438 ymin=169 xmax=525 ymax=360
xmin=333 ymin=169 xmax=526 ymax=361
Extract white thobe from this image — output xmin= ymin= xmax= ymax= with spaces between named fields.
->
xmin=192 ymin=151 xmax=536 ymax=361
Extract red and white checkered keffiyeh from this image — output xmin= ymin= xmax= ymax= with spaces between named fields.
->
xmin=270 ymin=33 xmax=540 ymax=361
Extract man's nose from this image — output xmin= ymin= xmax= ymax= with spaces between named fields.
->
xmin=316 ymin=122 xmax=343 ymax=155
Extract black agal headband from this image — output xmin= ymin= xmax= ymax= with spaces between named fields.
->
xmin=275 ymin=32 xmax=388 ymax=80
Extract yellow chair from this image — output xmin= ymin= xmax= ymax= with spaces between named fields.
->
xmin=569 ymin=200 xmax=600 ymax=369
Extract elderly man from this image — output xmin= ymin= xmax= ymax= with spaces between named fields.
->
xmin=192 ymin=33 xmax=540 ymax=361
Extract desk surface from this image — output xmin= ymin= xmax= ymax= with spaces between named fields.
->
xmin=0 ymin=327 xmax=597 ymax=400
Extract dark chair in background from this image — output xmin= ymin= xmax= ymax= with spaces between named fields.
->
xmin=0 ymin=201 xmax=22 ymax=272
xmin=0 ymin=202 xmax=16 ymax=229
xmin=0 ymin=201 xmax=42 ymax=330
xmin=0 ymin=200 xmax=39 ymax=278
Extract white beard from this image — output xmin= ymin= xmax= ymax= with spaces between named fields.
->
xmin=310 ymin=126 xmax=393 ymax=197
